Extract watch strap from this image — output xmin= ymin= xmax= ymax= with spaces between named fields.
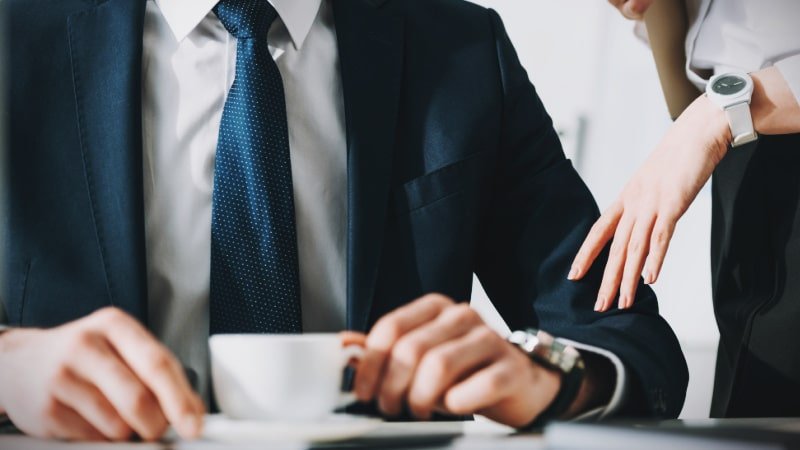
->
xmin=726 ymin=101 xmax=758 ymax=147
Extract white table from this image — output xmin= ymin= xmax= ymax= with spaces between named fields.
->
xmin=0 ymin=419 xmax=545 ymax=450
xmin=6 ymin=418 xmax=797 ymax=449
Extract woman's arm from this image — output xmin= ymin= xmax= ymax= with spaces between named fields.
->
xmin=569 ymin=66 xmax=800 ymax=311
xmin=752 ymin=66 xmax=800 ymax=135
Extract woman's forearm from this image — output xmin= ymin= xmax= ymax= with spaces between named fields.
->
xmin=751 ymin=66 xmax=800 ymax=135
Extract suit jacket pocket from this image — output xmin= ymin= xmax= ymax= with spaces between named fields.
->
xmin=389 ymin=151 xmax=491 ymax=216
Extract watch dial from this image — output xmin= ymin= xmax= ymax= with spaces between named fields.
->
xmin=712 ymin=75 xmax=747 ymax=95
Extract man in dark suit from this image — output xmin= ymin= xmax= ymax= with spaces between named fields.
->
xmin=0 ymin=0 xmax=688 ymax=441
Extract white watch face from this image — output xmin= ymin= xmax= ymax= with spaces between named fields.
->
xmin=711 ymin=75 xmax=748 ymax=96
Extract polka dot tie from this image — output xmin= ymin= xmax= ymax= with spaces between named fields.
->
xmin=210 ymin=0 xmax=302 ymax=334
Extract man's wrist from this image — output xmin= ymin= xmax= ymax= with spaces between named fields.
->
xmin=0 ymin=327 xmax=12 ymax=415
xmin=0 ymin=326 xmax=19 ymax=352
xmin=512 ymin=360 xmax=561 ymax=429
xmin=507 ymin=329 xmax=588 ymax=427
xmin=532 ymin=362 xmax=563 ymax=411
xmin=563 ymin=350 xmax=614 ymax=418
xmin=0 ymin=327 xmax=24 ymax=415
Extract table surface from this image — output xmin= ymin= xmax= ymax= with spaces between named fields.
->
xmin=0 ymin=418 xmax=542 ymax=450
xmin=3 ymin=417 xmax=800 ymax=450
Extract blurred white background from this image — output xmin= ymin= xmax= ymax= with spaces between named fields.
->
xmin=466 ymin=0 xmax=718 ymax=419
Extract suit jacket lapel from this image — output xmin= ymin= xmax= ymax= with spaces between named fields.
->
xmin=333 ymin=0 xmax=404 ymax=333
xmin=67 ymin=0 xmax=148 ymax=322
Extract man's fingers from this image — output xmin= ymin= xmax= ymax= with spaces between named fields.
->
xmin=609 ymin=0 xmax=653 ymax=20
xmin=595 ymin=215 xmax=634 ymax=312
xmin=355 ymin=294 xmax=453 ymax=402
xmin=624 ymin=0 xmax=654 ymax=19
xmin=67 ymin=334 xmax=168 ymax=441
xmin=621 ymin=3 xmax=643 ymax=20
xmin=375 ymin=304 xmax=481 ymax=416
xmin=340 ymin=331 xmax=367 ymax=367
xmin=407 ymin=327 xmax=501 ymax=420
xmin=643 ymin=218 xmax=677 ymax=285
xmin=51 ymin=367 xmax=132 ymax=441
xmin=570 ymin=203 xmax=623 ymax=281
xmin=441 ymin=359 xmax=517 ymax=416
xmin=367 ymin=294 xmax=454 ymax=349
xmin=46 ymin=401 xmax=107 ymax=442
xmin=619 ymin=214 xmax=656 ymax=309
xmin=91 ymin=309 xmax=204 ymax=440
xmin=339 ymin=331 xmax=366 ymax=348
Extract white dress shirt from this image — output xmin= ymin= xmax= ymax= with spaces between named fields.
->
xmin=142 ymin=0 xmax=627 ymax=416
xmin=686 ymin=0 xmax=800 ymax=103
xmin=142 ymin=0 xmax=346 ymax=400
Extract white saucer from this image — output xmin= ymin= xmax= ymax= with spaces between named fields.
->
xmin=201 ymin=414 xmax=382 ymax=444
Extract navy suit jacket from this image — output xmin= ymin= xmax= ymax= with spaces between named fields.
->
xmin=3 ymin=0 xmax=688 ymax=417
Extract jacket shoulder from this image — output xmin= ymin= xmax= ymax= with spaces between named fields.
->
xmin=385 ymin=0 xmax=495 ymax=34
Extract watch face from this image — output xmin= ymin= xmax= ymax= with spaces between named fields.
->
xmin=711 ymin=75 xmax=747 ymax=95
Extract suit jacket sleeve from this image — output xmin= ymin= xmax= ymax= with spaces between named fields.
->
xmin=474 ymin=9 xmax=689 ymax=419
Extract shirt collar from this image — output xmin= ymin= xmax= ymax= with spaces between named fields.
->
xmin=155 ymin=0 xmax=322 ymax=49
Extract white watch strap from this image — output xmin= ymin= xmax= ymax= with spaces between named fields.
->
xmin=725 ymin=102 xmax=758 ymax=147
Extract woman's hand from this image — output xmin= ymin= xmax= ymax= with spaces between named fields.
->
xmin=569 ymin=66 xmax=800 ymax=311
xmin=569 ymin=94 xmax=730 ymax=311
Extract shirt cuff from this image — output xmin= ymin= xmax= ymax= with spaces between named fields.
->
xmin=775 ymin=54 xmax=800 ymax=109
xmin=559 ymin=338 xmax=627 ymax=421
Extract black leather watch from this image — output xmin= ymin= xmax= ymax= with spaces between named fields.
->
xmin=507 ymin=328 xmax=585 ymax=430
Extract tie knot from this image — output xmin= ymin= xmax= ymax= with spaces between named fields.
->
xmin=214 ymin=0 xmax=279 ymax=39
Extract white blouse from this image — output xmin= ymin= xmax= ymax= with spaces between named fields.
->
xmin=686 ymin=0 xmax=800 ymax=104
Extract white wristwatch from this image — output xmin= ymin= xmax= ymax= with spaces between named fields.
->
xmin=705 ymin=71 xmax=758 ymax=147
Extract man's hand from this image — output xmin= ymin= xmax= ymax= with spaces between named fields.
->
xmin=607 ymin=0 xmax=654 ymax=20
xmin=348 ymin=294 xmax=562 ymax=428
xmin=0 ymin=307 xmax=204 ymax=441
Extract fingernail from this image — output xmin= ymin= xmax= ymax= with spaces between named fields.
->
xmin=181 ymin=414 xmax=202 ymax=438
xmin=568 ymin=266 xmax=579 ymax=280
xmin=618 ymin=296 xmax=628 ymax=310
xmin=644 ymin=270 xmax=654 ymax=284
xmin=594 ymin=295 xmax=605 ymax=311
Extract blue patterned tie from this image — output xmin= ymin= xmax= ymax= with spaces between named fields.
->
xmin=210 ymin=0 xmax=302 ymax=334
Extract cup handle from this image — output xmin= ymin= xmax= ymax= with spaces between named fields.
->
xmin=337 ymin=344 xmax=365 ymax=409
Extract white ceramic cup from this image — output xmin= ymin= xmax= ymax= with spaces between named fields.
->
xmin=209 ymin=333 xmax=364 ymax=421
